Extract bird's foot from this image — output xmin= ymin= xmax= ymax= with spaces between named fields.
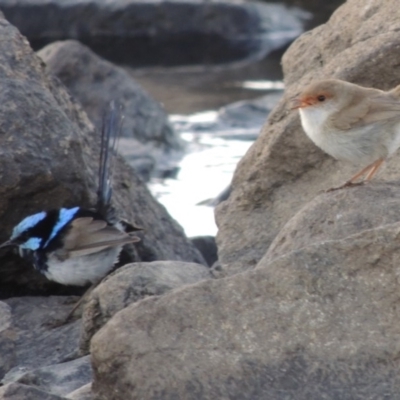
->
xmin=325 ymin=181 xmax=365 ymax=193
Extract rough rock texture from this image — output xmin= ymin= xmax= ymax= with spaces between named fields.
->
xmin=91 ymin=192 xmax=400 ymax=398
xmin=0 ymin=302 xmax=15 ymax=380
xmin=15 ymin=357 xmax=92 ymax=398
xmin=0 ymin=0 xmax=304 ymax=66
xmin=2 ymin=297 xmax=81 ymax=379
xmin=215 ymin=0 xmax=400 ymax=275
xmin=265 ymin=182 xmax=400 ymax=262
xmin=0 ymin=297 xmax=95 ymax=399
xmin=37 ymin=40 xmax=183 ymax=180
xmin=0 ymin=13 xmax=204 ymax=295
xmin=0 ymin=383 xmax=67 ymax=400
xmin=79 ymin=261 xmax=211 ymax=354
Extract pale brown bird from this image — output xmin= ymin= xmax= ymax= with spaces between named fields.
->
xmin=292 ymin=79 xmax=400 ymax=191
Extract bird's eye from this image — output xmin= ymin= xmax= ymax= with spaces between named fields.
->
xmin=317 ymin=95 xmax=326 ymax=102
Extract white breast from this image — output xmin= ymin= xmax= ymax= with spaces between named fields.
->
xmin=299 ymin=106 xmax=335 ymax=153
xmin=45 ymin=246 xmax=121 ymax=286
xmin=299 ymin=106 xmax=394 ymax=165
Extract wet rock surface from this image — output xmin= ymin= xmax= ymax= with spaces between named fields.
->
xmin=37 ymin=40 xmax=183 ymax=181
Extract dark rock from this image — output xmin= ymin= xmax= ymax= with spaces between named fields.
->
xmin=91 ymin=216 xmax=400 ymax=399
xmin=190 ymin=236 xmax=218 ymax=267
xmin=0 ymin=302 xmax=15 ymax=381
xmin=37 ymin=40 xmax=183 ymax=181
xmin=79 ymin=261 xmax=211 ymax=354
xmin=2 ymin=297 xmax=81 ymax=379
xmin=15 ymin=356 xmax=91 ymax=398
xmin=0 ymin=14 xmax=205 ymax=296
xmin=0 ymin=383 xmax=67 ymax=400
xmin=215 ymin=0 xmax=400 ymax=275
xmin=0 ymin=0 xmax=305 ymax=66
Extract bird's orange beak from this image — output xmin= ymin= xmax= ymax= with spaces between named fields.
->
xmin=290 ymin=96 xmax=315 ymax=110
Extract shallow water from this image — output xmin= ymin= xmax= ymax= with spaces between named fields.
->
xmin=147 ymin=94 xmax=278 ymax=236
xmin=149 ymin=131 xmax=254 ymax=236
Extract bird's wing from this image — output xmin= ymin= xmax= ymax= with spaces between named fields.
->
xmin=332 ymin=92 xmax=400 ymax=130
xmin=331 ymin=99 xmax=370 ymax=130
xmin=61 ymin=217 xmax=140 ymax=258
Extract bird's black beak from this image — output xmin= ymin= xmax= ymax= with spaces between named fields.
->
xmin=0 ymin=240 xmax=17 ymax=249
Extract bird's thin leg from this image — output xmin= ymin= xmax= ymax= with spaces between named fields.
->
xmin=326 ymin=160 xmax=379 ymax=192
xmin=345 ymin=161 xmax=378 ymax=184
xmin=365 ymin=158 xmax=384 ymax=181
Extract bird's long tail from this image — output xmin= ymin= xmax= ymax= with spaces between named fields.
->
xmin=96 ymin=101 xmax=123 ymax=223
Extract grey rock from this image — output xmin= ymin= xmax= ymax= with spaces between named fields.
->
xmin=15 ymin=357 xmax=91 ymax=398
xmin=0 ymin=302 xmax=15 ymax=380
xmin=2 ymin=297 xmax=81 ymax=379
xmin=66 ymin=383 xmax=92 ymax=400
xmin=79 ymin=261 xmax=211 ymax=354
xmin=37 ymin=40 xmax=183 ymax=181
xmin=0 ymin=14 xmax=205 ymax=296
xmin=0 ymin=383 xmax=67 ymax=400
xmin=265 ymin=182 xmax=400 ymax=262
xmin=190 ymin=236 xmax=218 ymax=267
xmin=215 ymin=0 xmax=400 ymax=275
xmin=91 ymin=217 xmax=400 ymax=399
xmin=0 ymin=0 xmax=305 ymax=65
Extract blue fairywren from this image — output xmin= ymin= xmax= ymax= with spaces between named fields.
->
xmin=0 ymin=102 xmax=140 ymax=286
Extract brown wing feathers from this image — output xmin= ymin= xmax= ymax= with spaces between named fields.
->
xmin=61 ymin=217 xmax=140 ymax=258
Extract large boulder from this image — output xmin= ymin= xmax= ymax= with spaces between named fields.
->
xmin=37 ymin=40 xmax=182 ymax=181
xmin=0 ymin=13 xmax=204 ymax=296
xmin=215 ymin=0 xmax=400 ymax=275
xmin=91 ymin=201 xmax=400 ymax=398
xmin=79 ymin=261 xmax=211 ymax=354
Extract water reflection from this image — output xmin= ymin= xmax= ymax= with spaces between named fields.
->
xmin=149 ymin=132 xmax=253 ymax=236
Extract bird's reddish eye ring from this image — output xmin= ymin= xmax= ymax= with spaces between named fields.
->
xmin=317 ymin=95 xmax=326 ymax=102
